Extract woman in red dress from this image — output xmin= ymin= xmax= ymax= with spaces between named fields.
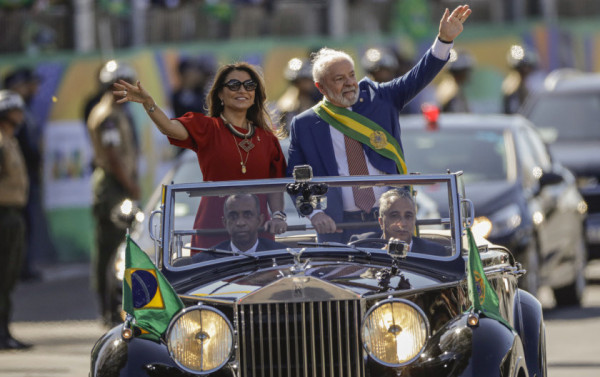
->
xmin=113 ymin=62 xmax=287 ymax=249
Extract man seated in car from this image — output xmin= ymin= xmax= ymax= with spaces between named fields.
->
xmin=352 ymin=188 xmax=448 ymax=256
xmin=184 ymin=194 xmax=286 ymax=264
xmin=214 ymin=193 xmax=286 ymax=252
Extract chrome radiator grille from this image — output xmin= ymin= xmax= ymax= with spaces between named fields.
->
xmin=237 ymin=300 xmax=364 ymax=377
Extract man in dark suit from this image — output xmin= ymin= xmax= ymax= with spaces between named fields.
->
xmin=214 ymin=194 xmax=285 ymax=252
xmin=286 ymin=5 xmax=471 ymax=243
xmin=185 ymin=194 xmax=286 ymax=264
xmin=350 ymin=189 xmax=448 ymax=256
xmin=377 ymin=189 xmax=447 ymax=256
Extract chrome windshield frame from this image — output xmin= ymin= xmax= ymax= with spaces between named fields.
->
xmin=160 ymin=173 xmax=464 ymax=271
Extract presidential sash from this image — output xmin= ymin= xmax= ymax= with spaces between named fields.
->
xmin=312 ymin=100 xmax=407 ymax=174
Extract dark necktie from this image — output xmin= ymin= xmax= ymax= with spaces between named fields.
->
xmin=344 ymin=135 xmax=376 ymax=212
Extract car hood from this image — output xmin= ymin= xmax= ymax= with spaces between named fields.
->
xmin=182 ymin=261 xmax=451 ymax=302
xmin=549 ymin=142 xmax=600 ymax=176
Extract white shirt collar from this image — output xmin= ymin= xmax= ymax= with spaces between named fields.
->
xmin=230 ymin=239 xmax=259 ymax=254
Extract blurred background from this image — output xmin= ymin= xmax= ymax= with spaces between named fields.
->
xmin=1 ymin=0 xmax=599 ymax=265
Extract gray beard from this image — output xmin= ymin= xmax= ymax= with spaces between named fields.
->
xmin=323 ymin=86 xmax=359 ymax=107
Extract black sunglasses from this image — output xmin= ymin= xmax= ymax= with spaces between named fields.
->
xmin=223 ymin=79 xmax=258 ymax=92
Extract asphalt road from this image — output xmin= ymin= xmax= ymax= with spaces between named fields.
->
xmin=1 ymin=261 xmax=599 ymax=377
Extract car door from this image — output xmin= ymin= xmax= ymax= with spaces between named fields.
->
xmin=514 ymin=123 xmax=572 ymax=277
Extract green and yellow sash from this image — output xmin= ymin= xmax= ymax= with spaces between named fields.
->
xmin=312 ymin=100 xmax=407 ymax=174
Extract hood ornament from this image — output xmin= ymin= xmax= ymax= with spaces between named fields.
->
xmin=287 ymin=247 xmax=310 ymax=274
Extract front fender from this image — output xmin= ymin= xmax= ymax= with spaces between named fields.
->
xmin=385 ymin=313 xmax=528 ymax=377
xmin=90 ymin=326 xmax=237 ymax=377
xmin=514 ymin=289 xmax=547 ymax=377
xmin=90 ymin=326 xmax=184 ymax=377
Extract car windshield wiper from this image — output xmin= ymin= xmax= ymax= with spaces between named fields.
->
xmin=296 ymin=241 xmax=373 ymax=258
xmin=186 ymin=246 xmax=259 ymax=260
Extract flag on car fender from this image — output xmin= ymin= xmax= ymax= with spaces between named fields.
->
xmin=123 ymin=234 xmax=184 ymax=341
xmin=467 ymin=228 xmax=512 ymax=329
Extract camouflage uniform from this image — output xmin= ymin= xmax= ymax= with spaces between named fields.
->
xmin=87 ymin=91 xmax=138 ymax=322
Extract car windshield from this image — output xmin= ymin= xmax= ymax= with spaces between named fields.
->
xmin=159 ymin=175 xmax=461 ymax=268
xmin=402 ymin=129 xmax=509 ymax=183
xmin=525 ymin=93 xmax=600 ymax=141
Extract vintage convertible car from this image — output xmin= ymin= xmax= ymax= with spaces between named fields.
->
xmin=90 ymin=171 xmax=546 ymax=377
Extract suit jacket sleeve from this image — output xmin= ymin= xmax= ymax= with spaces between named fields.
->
xmin=378 ymin=48 xmax=448 ymax=110
xmin=286 ymin=115 xmax=305 ymax=177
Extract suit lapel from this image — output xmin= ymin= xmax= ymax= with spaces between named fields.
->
xmin=308 ymin=118 xmax=339 ymax=176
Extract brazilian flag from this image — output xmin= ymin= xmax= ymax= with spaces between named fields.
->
xmin=466 ymin=228 xmax=512 ymax=329
xmin=123 ymin=235 xmax=184 ymax=341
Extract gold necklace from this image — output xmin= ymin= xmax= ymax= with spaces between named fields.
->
xmin=232 ymin=133 xmax=250 ymax=174
xmin=221 ymin=114 xmax=255 ymax=152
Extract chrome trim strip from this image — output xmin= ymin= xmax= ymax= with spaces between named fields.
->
xmin=345 ymin=300 xmax=351 ymax=377
xmin=276 ymin=304 xmax=282 ymax=377
xmin=301 ymin=303 xmax=308 ymax=377
xmin=284 ymin=303 xmax=291 ymax=377
xmin=319 ymin=302 xmax=326 ymax=377
xmin=240 ymin=305 xmax=247 ymax=376
xmin=354 ymin=300 xmax=361 ymax=377
xmin=328 ymin=301 xmax=334 ymax=377
xmin=293 ymin=303 xmax=300 ymax=377
xmin=310 ymin=302 xmax=316 ymax=377
xmin=337 ymin=301 xmax=343 ymax=377
xmin=258 ymin=305 xmax=265 ymax=377
xmin=250 ymin=305 xmax=256 ymax=375
xmin=267 ymin=304 xmax=273 ymax=377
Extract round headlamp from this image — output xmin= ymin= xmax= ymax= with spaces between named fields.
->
xmin=167 ymin=306 xmax=233 ymax=374
xmin=362 ymin=298 xmax=429 ymax=367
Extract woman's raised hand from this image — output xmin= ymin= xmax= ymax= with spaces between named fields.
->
xmin=113 ymin=80 xmax=152 ymax=106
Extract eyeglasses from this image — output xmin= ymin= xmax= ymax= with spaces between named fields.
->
xmin=223 ymin=79 xmax=258 ymax=92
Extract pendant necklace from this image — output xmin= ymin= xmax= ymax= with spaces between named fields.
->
xmin=221 ymin=115 xmax=254 ymax=174
xmin=232 ymin=134 xmax=250 ymax=174
xmin=221 ymin=114 xmax=255 ymax=152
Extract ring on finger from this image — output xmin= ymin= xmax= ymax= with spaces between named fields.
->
xmin=123 ymin=90 xmax=128 ymax=97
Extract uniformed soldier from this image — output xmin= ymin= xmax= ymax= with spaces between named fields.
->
xmin=4 ymin=67 xmax=55 ymax=281
xmin=87 ymin=60 xmax=140 ymax=325
xmin=276 ymin=57 xmax=322 ymax=136
xmin=361 ymin=46 xmax=399 ymax=83
xmin=436 ymin=49 xmax=475 ymax=113
xmin=502 ymin=45 xmax=539 ymax=114
xmin=0 ymin=90 xmax=31 ymax=350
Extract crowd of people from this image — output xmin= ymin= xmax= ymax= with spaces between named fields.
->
xmin=1 ymin=2 xmax=554 ymax=350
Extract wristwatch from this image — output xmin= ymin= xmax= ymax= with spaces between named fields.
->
xmin=272 ymin=211 xmax=287 ymax=221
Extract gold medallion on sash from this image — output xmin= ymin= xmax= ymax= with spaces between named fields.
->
xmin=369 ymin=131 xmax=388 ymax=149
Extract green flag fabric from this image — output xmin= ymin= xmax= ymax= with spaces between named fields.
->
xmin=123 ymin=235 xmax=184 ymax=341
xmin=466 ymin=228 xmax=512 ymax=329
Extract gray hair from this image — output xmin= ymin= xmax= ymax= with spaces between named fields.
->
xmin=379 ymin=189 xmax=416 ymax=217
xmin=311 ymin=47 xmax=355 ymax=83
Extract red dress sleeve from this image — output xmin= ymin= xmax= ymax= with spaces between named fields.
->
xmin=267 ymin=132 xmax=287 ymax=178
xmin=167 ymin=112 xmax=216 ymax=151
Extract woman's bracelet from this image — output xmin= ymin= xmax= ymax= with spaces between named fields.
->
xmin=272 ymin=211 xmax=287 ymax=221
xmin=146 ymin=104 xmax=156 ymax=113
